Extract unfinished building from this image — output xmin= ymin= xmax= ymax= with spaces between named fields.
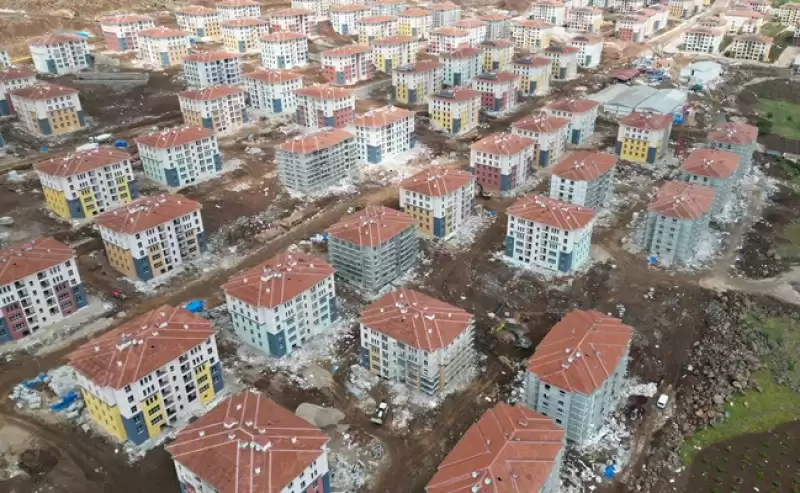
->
xmin=399 ymin=167 xmax=475 ymax=239
xmin=679 ymin=148 xmax=739 ymax=215
xmin=326 ymin=206 xmax=418 ymax=292
xmin=549 ymin=150 xmax=616 ymax=210
xmin=276 ymin=129 xmax=357 ymax=193
xmin=706 ymin=121 xmax=758 ymax=179
xmin=524 ymin=310 xmax=632 ymax=444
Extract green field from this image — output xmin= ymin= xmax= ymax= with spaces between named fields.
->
xmin=759 ymin=99 xmax=800 ymax=140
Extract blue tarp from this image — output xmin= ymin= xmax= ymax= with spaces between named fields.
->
xmin=604 ymin=465 xmax=616 ymax=479
xmin=23 ymin=374 xmax=48 ymax=388
xmin=185 ymin=300 xmax=204 ymax=313
xmin=114 ymin=140 xmax=128 ymax=148
xmin=51 ymin=391 xmax=78 ymax=411
xmin=647 ymin=255 xmax=658 ymax=266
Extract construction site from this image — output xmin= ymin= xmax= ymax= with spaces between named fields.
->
xmin=0 ymin=0 xmax=800 ymax=492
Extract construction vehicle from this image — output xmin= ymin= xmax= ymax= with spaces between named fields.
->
xmin=371 ymin=402 xmax=390 ymax=425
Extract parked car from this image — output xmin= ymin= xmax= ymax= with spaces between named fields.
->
xmin=656 ymin=394 xmax=669 ymax=409
xmin=371 ymin=402 xmax=390 ymax=425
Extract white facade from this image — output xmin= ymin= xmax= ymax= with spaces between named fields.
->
xmin=100 ymin=15 xmax=156 ymax=52
xmin=511 ymin=114 xmax=570 ymax=167
xmin=137 ymin=128 xmax=221 ymax=187
xmin=330 ymin=5 xmax=371 ymax=35
xmin=11 ymin=86 xmax=85 ymax=137
xmin=681 ymin=27 xmax=724 ymax=53
xmin=178 ymin=87 xmax=247 ymax=135
xmin=545 ymin=46 xmax=579 ymax=81
xmin=137 ymin=28 xmax=191 ymax=67
xmin=431 ymin=4 xmax=461 ymax=28
xmin=428 ymin=27 xmax=472 ymax=55
xmin=372 ymin=37 xmax=419 ymax=73
xmin=397 ymin=9 xmax=434 ymax=39
xmin=0 ymin=68 xmax=38 ymax=114
xmin=725 ymin=11 xmax=764 ymax=34
xmin=513 ymin=57 xmax=552 ymax=96
xmin=0 ymin=48 xmax=10 ymax=68
xmin=245 ymin=70 xmax=303 ymax=115
xmin=175 ymin=7 xmax=221 ymax=39
xmin=183 ymin=51 xmax=243 ymax=89
xmin=566 ymin=7 xmax=602 ymax=32
xmin=392 ymin=61 xmax=443 ymax=105
xmin=545 ymin=100 xmax=599 ymax=145
xmin=428 ymin=89 xmax=481 ymax=136
xmin=357 ymin=16 xmax=398 ymax=44
xmin=529 ymin=1 xmax=566 ymax=25
xmin=221 ymin=19 xmax=269 ymax=54
xmin=470 ymin=134 xmax=536 ymax=195
xmin=321 ymin=46 xmax=373 ymax=85
xmin=295 ymin=87 xmax=355 ymax=129
xmin=480 ymin=14 xmax=511 ymax=40
xmin=216 ymin=1 xmax=261 ymax=21
xmin=569 ymin=35 xmax=603 ymax=68
xmin=398 ymin=168 xmax=475 ymax=240
xmin=260 ymin=32 xmax=309 ymax=69
xmin=453 ymin=20 xmax=488 ymax=46
xmin=269 ymin=9 xmax=315 ymax=36
xmin=28 ymin=34 xmax=91 ymax=75
xmin=355 ymin=107 xmax=415 ymax=164
xmin=511 ymin=19 xmax=554 ymax=51
xmin=440 ymin=48 xmax=482 ymax=86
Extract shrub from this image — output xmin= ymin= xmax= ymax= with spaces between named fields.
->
xmin=757 ymin=471 xmax=765 ymax=480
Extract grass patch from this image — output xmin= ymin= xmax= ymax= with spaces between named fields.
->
xmin=759 ymin=99 xmax=800 ymax=140
xmin=680 ymin=369 xmax=800 ymax=464
xmin=760 ymin=21 xmax=786 ymax=39
xmin=778 ymin=223 xmax=800 ymax=260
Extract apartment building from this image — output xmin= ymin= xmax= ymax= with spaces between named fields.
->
xmin=707 ymin=121 xmax=757 ymax=179
xmin=68 ymin=305 xmax=222 ymax=444
xmin=513 ymin=56 xmax=552 ymax=96
xmin=697 ymin=15 xmax=726 ymax=29
xmin=292 ymin=0 xmax=327 ymax=19
xmin=643 ymin=181 xmax=715 ymax=265
xmin=28 ymin=34 xmax=91 ymax=75
xmin=371 ymin=0 xmax=407 ymax=16
xmin=681 ymin=27 xmax=724 ymax=53
xmin=725 ymin=10 xmax=764 ymax=34
xmin=137 ymin=27 xmax=190 ymax=67
xmin=545 ymin=44 xmax=579 ymax=81
xmin=549 ymin=150 xmax=616 ymax=210
xmin=569 ymin=34 xmax=604 ymax=68
xmin=505 ymin=194 xmax=596 ymax=272
xmin=511 ymin=18 xmax=554 ymax=51
xmin=326 ymin=206 xmax=418 ymax=292
xmin=777 ymin=3 xmax=800 ymax=24
xmin=223 ymin=252 xmax=337 ymax=357
xmin=168 ymin=392 xmax=330 ymax=493
xmin=440 ymin=46 xmax=481 ymax=87
xmin=453 ymin=19 xmax=488 ymax=46
xmin=277 ymin=129 xmax=357 ymax=193
xmin=615 ymin=111 xmax=672 ymax=164
xmin=640 ymin=6 xmax=669 ymax=34
xmin=545 ymin=97 xmax=599 ymax=145
xmin=426 ymin=402 xmax=565 ymax=493
xmin=269 ymin=8 xmax=315 ymax=35
xmin=183 ymin=50 xmax=243 ymax=89
xmin=397 ymin=8 xmax=433 ymax=38
xmin=480 ymin=13 xmax=511 ymax=40
xmin=0 ymin=47 xmax=10 ymax=68
xmin=96 ymin=194 xmax=205 ymax=281
xmin=136 ymin=127 xmax=221 ymax=188
xmin=372 ymin=35 xmax=418 ymax=73
xmin=679 ymin=148 xmax=739 ymax=215
xmin=743 ymin=0 xmax=772 ymax=14
xmin=470 ymin=132 xmax=536 ymax=196
xmin=471 ymin=72 xmax=520 ymax=116
xmin=479 ymin=39 xmax=514 ymax=71
xmin=667 ymin=0 xmax=694 ymax=18
xmin=216 ymin=0 xmax=261 ymax=21
xmin=259 ymin=31 xmax=308 ymax=68
xmin=567 ymin=7 xmax=603 ymax=32
xmin=511 ymin=112 xmax=570 ymax=167
xmin=221 ymin=18 xmax=269 ymax=53
xmin=0 ymin=238 xmax=87 ymax=343
xmin=428 ymin=87 xmax=481 ymax=137
xmin=359 ymin=289 xmax=475 ymax=395
xmin=321 ymin=44 xmax=373 ymax=85
xmin=175 ymin=6 xmax=221 ymax=39
xmin=0 ymin=66 xmax=37 ymax=116
xmin=354 ymin=106 xmax=415 ymax=164
xmin=615 ymin=0 xmax=645 ymax=12
xmin=431 ymin=2 xmax=462 ymax=27
xmin=10 ymin=83 xmax=86 ymax=137
xmin=35 ymin=148 xmax=137 ymax=219
xmin=525 ymin=310 xmax=632 ymax=443
xmin=357 ymin=15 xmax=398 ymax=44
xmin=330 ymin=4 xmax=370 ymax=35
xmin=530 ymin=0 xmax=567 ymax=25
xmin=729 ymin=34 xmax=772 ymax=61
xmin=428 ymin=27 xmax=472 ymax=55
xmin=246 ymin=69 xmax=303 ymax=115
xmin=399 ymin=167 xmax=475 ymax=239
xmin=178 ymin=85 xmax=247 ymax=135
xmin=392 ymin=60 xmax=443 ymax=105
xmin=295 ymin=85 xmax=355 ymax=128
xmin=100 ymin=14 xmax=156 ymax=52
xmin=615 ymin=14 xmax=648 ymax=42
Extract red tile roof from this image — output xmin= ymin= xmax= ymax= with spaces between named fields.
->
xmin=221 ymin=17 xmax=269 ymax=27
xmin=295 ymin=84 xmax=352 ymax=99
xmin=735 ymin=33 xmax=773 ymax=43
xmin=512 ymin=112 xmax=570 ymax=133
xmin=322 ymin=44 xmax=371 ymax=57
xmin=218 ymin=0 xmax=260 ymax=6
xmin=426 ymin=402 xmax=565 ymax=493
xmin=618 ymin=111 xmax=672 ymax=130
xmin=728 ymin=9 xmax=763 ymax=17
xmin=137 ymin=126 xmax=215 ymax=148
xmin=399 ymin=8 xmax=433 ymax=16
xmin=177 ymin=5 xmax=216 ymax=15
xmin=278 ymin=128 xmax=354 ymax=154
xmin=471 ymin=132 xmax=534 ymax=155
xmin=551 ymin=151 xmax=616 ymax=181
xmin=514 ymin=56 xmax=551 ymax=67
xmin=260 ymin=31 xmax=306 ymax=41
xmin=68 ymin=305 xmax=213 ymax=388
xmin=329 ymin=4 xmax=370 ymax=12
xmin=508 ymin=194 xmax=595 ymax=230
xmin=393 ymin=60 xmax=441 ymax=74
xmin=440 ymin=46 xmax=480 ymax=58
xmin=355 ymin=105 xmax=414 ymax=127
xmin=707 ymin=121 xmax=758 ymax=145
xmin=223 ymin=252 xmax=334 ymax=308
xmin=270 ymin=7 xmax=314 ymax=16
xmin=373 ymin=35 xmax=417 ymax=45
xmin=28 ymin=33 xmax=84 ymax=45
xmin=685 ymin=26 xmax=723 ymax=36
xmin=358 ymin=15 xmax=398 ymax=24
xmin=430 ymin=1 xmax=459 ymax=9
xmin=512 ymin=19 xmax=554 ymax=28
xmin=0 ymin=66 xmax=35 ymax=81
xmin=547 ymin=97 xmax=599 ymax=113
xmin=167 ymin=392 xmax=328 ymax=493
xmin=10 ymin=83 xmax=78 ymax=100
xmin=647 ymin=181 xmax=716 ymax=219
xmin=429 ymin=87 xmax=480 ymax=102
xmin=179 ymin=85 xmax=244 ymax=101
xmin=474 ymin=71 xmax=519 ymax=84
xmin=95 ymin=194 xmax=201 ymax=235
xmin=680 ymin=148 xmax=739 ymax=178
xmin=479 ymin=39 xmax=514 ymax=48
xmin=400 ymin=167 xmax=474 ymax=197
xmin=35 ymin=148 xmax=131 ymax=177
xmin=326 ymin=205 xmax=416 ymax=247
xmin=359 ymin=289 xmax=473 ymax=351
xmin=480 ymin=13 xmax=511 ymax=21
xmin=527 ymin=310 xmax=632 ymax=395
xmin=432 ymin=26 xmax=470 ymax=36
xmin=0 ymin=238 xmax=75 ymax=286
xmin=101 ymin=14 xmax=155 ymax=25
xmin=454 ymin=19 xmax=487 ymax=28
xmin=139 ymin=26 xmax=188 ymax=38
xmin=183 ymin=50 xmax=242 ymax=62
xmin=245 ymin=68 xmax=303 ymax=83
